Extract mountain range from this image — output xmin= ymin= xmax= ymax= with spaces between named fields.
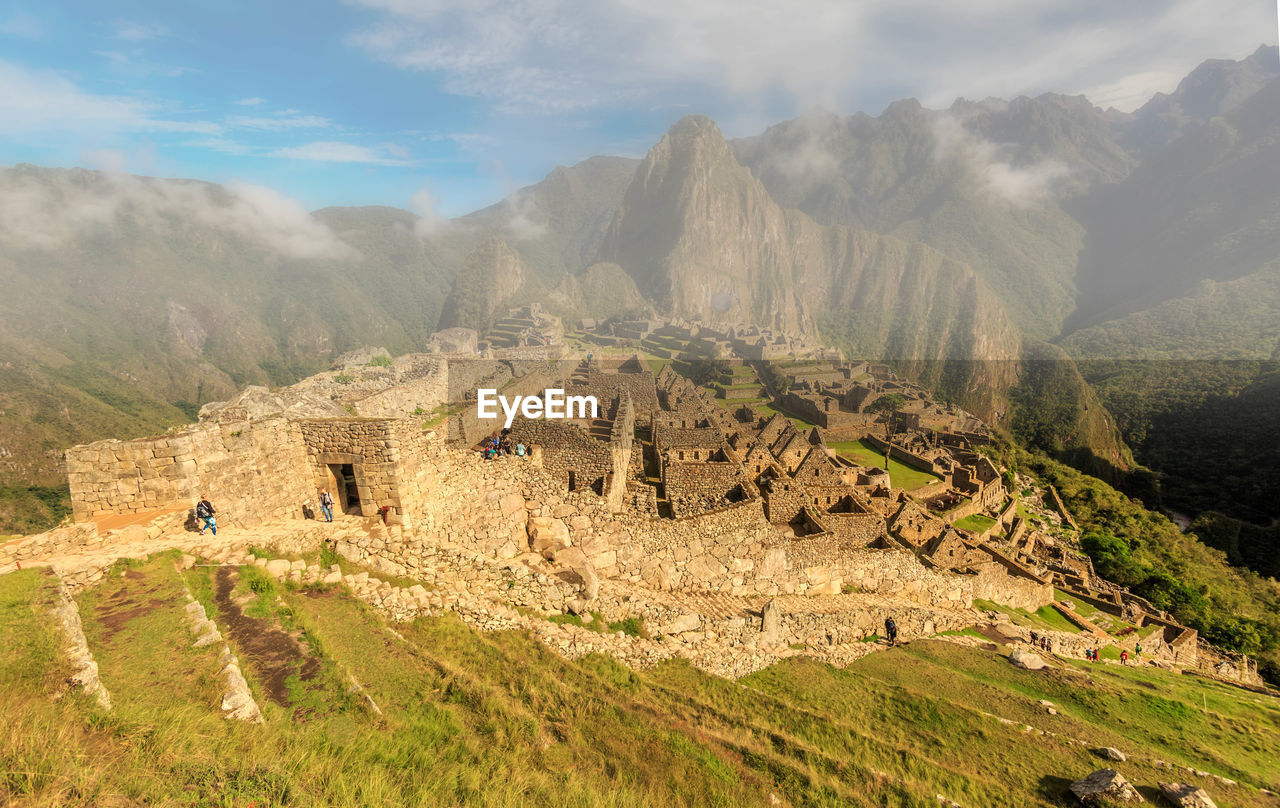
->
xmin=1 ymin=46 xmax=1277 ymax=546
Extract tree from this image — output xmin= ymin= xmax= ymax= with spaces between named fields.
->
xmin=867 ymin=394 xmax=907 ymax=441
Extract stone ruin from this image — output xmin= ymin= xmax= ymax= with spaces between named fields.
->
xmin=2 ymin=345 xmax=1223 ymax=684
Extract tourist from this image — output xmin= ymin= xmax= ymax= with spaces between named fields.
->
xmin=515 ymin=442 xmax=527 ymax=458
xmin=1135 ymin=642 xmax=1142 ymax=661
xmin=196 ymin=495 xmax=217 ymax=536
xmin=884 ymin=616 xmax=898 ymax=646
xmin=319 ymin=489 xmax=334 ymax=522
xmin=1120 ymin=649 xmax=1129 ymax=665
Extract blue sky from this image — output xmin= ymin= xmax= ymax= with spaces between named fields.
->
xmin=1 ymin=0 xmax=1275 ymax=216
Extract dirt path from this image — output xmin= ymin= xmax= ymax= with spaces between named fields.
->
xmin=213 ymin=566 xmax=321 ymax=713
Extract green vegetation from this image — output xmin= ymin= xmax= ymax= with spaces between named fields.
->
xmin=1082 ymin=361 xmax=1280 ymax=577
xmin=0 ymin=484 xmax=71 ymax=535
xmin=829 ymin=439 xmax=942 ymax=491
xmin=953 ymin=513 xmax=997 ymax=534
xmin=334 ymin=373 xmax=355 ymax=385
xmin=973 ymin=599 xmax=1078 ymax=635
xmin=1022 ymin=450 xmax=1280 ymax=683
xmin=6 ymin=588 xmax=1279 ymax=808
xmin=365 ymin=354 xmax=393 ymax=367
xmin=545 ymin=610 xmax=646 ymax=637
xmin=422 ymin=402 xmax=465 ymax=430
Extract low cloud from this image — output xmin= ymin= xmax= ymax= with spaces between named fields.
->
xmin=0 ymin=167 xmax=358 ymax=260
xmin=931 ymin=114 xmax=1070 ymax=206
xmin=409 ymin=187 xmax=449 ymax=237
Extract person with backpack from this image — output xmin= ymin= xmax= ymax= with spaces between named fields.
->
xmin=319 ymin=489 xmax=334 ymax=522
xmin=195 ymin=496 xmax=217 ymax=536
xmin=884 ymin=616 xmax=898 ymax=646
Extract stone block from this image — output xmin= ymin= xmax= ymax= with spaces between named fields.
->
xmin=527 ymin=517 xmax=571 ymax=558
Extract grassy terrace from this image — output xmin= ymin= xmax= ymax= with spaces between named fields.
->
xmin=973 ymin=598 xmax=1081 ymax=635
xmin=3 ymin=565 xmax=1279 ymax=808
xmin=953 ymin=513 xmax=998 ymax=534
xmin=829 ymin=439 xmax=942 ymax=491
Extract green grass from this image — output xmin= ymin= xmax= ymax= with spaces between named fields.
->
xmin=973 ymin=599 xmax=1082 ymax=635
xmin=935 ymin=627 xmax=989 ymax=641
xmin=953 ymin=513 xmax=997 ymax=533
xmin=0 ymin=569 xmax=66 ymax=692
xmin=829 ymin=439 xmax=943 ymax=491
xmin=3 ymin=575 xmax=1279 ymax=807
xmin=75 ymin=554 xmax=226 ymax=714
xmin=545 ymin=610 xmax=647 ymax=637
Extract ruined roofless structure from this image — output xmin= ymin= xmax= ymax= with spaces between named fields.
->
xmin=16 ymin=344 xmax=1216 ymax=682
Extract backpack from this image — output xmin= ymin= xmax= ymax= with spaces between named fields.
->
xmin=196 ymin=502 xmax=211 ymax=518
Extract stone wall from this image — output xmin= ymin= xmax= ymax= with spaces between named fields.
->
xmin=66 ymin=418 xmax=313 ymax=525
xmin=510 ymin=418 xmax=613 ymax=492
xmin=298 ymin=419 xmax=407 ymax=521
xmin=662 ymin=460 xmax=753 ymax=517
xmin=970 ymin=563 xmax=1053 ymax=611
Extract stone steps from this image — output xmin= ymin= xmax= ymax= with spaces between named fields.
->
xmin=175 ymin=559 xmax=263 ymax=723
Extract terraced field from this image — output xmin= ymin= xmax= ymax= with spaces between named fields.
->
xmin=2 ymin=560 xmax=1277 ymax=807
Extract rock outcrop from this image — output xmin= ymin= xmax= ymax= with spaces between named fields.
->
xmin=1069 ymin=769 xmax=1144 ymax=803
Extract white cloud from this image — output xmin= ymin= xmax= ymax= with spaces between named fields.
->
xmin=228 ymin=114 xmax=335 ymax=131
xmin=269 ymin=141 xmax=411 ymax=165
xmin=183 ymin=137 xmax=263 ymax=156
xmin=0 ymin=59 xmax=218 ymax=135
xmin=1076 ymin=70 xmax=1185 ymax=112
xmin=0 ymin=167 xmax=358 ymax=260
xmin=931 ymin=114 xmax=1070 ymax=206
xmin=113 ymin=21 xmax=169 ymax=41
xmin=409 ymin=187 xmax=448 ymax=236
xmin=343 ymin=0 xmax=1276 ymax=115
xmin=0 ymin=10 xmax=44 ymax=39
xmin=235 ymin=97 xmax=266 ymax=106
xmin=93 ymin=49 xmax=197 ymax=78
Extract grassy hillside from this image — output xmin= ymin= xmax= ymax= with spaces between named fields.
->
xmin=1017 ymin=450 xmax=1280 ymax=681
xmin=2 ymin=562 xmax=1277 ymax=807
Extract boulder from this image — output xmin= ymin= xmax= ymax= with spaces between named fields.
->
xmin=1158 ymin=783 xmax=1218 ymax=808
xmin=579 ymin=564 xmax=600 ymax=602
xmin=1009 ymin=649 xmax=1046 ymax=670
xmin=527 ymin=517 xmax=571 ymax=557
xmin=1069 ymin=769 xmax=1144 ymax=804
xmin=264 ymin=559 xmax=291 ymax=578
xmin=552 ymin=546 xmax=589 ymax=569
xmin=1097 ymin=747 xmax=1127 ymax=763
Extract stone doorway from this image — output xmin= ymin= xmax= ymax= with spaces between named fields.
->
xmin=328 ymin=463 xmax=363 ymax=515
